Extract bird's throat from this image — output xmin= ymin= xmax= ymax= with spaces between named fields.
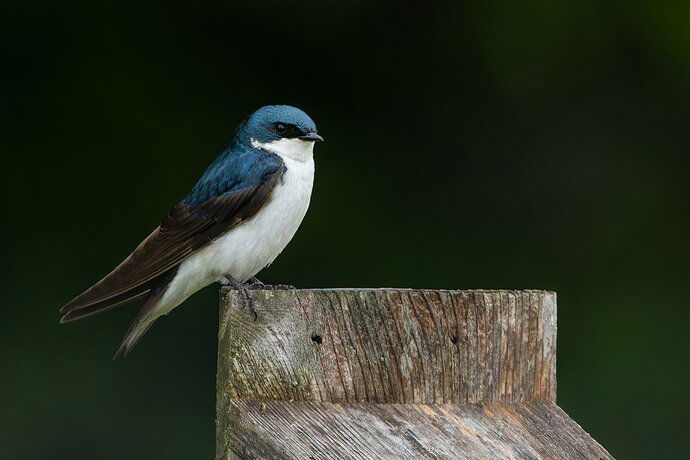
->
xmin=250 ymin=137 xmax=315 ymax=163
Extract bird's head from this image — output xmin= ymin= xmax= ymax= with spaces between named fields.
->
xmin=238 ymin=105 xmax=323 ymax=162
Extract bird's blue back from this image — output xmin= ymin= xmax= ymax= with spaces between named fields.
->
xmin=182 ymin=105 xmax=317 ymax=206
xmin=183 ymin=138 xmax=283 ymax=206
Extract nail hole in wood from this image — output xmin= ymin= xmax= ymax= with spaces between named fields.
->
xmin=311 ymin=334 xmax=322 ymax=344
xmin=450 ymin=335 xmax=458 ymax=345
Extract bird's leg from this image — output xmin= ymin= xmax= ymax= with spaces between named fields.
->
xmin=244 ymin=276 xmax=265 ymax=290
xmin=222 ymin=274 xmax=257 ymax=321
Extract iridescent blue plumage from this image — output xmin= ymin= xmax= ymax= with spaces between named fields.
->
xmin=183 ymin=105 xmax=318 ymax=206
xmin=183 ymin=142 xmax=283 ymax=206
xmin=61 ymin=104 xmax=322 ymax=358
xmin=238 ymin=105 xmax=317 ymax=143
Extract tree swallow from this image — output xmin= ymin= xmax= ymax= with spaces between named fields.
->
xmin=60 ymin=105 xmax=323 ymax=358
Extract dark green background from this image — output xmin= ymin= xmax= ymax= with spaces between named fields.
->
xmin=2 ymin=1 xmax=688 ymax=458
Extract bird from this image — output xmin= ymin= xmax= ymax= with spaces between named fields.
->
xmin=60 ymin=105 xmax=323 ymax=358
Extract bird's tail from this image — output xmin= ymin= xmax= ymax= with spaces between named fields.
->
xmin=60 ymin=285 xmax=153 ymax=323
xmin=113 ymin=313 xmax=157 ymax=359
xmin=112 ymin=272 xmax=175 ymax=359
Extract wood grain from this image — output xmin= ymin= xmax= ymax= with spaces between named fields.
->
xmin=216 ymin=289 xmax=608 ymax=459
xmin=221 ymin=401 xmax=611 ymax=460
xmin=217 ymin=289 xmax=556 ymax=405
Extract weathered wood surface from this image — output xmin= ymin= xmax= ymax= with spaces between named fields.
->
xmin=218 ymin=289 xmax=557 ymax=405
xmin=224 ymin=401 xmax=611 ymax=460
xmin=216 ymin=289 xmax=609 ymax=459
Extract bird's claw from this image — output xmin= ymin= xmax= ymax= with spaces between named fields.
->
xmin=222 ymin=274 xmax=258 ymax=322
xmin=243 ymin=283 xmax=295 ymax=290
xmin=244 ymin=282 xmax=267 ymax=290
xmin=220 ymin=273 xmax=295 ymax=320
xmin=267 ymin=284 xmax=296 ymax=290
xmin=242 ymin=276 xmax=295 ymax=291
xmin=247 ymin=276 xmax=264 ymax=285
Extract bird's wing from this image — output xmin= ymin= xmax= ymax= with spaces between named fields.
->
xmin=60 ymin=152 xmax=285 ymax=320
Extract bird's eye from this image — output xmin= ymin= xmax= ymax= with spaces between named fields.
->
xmin=274 ymin=123 xmax=287 ymax=134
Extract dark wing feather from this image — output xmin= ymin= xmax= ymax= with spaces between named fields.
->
xmin=60 ymin=166 xmax=283 ymax=320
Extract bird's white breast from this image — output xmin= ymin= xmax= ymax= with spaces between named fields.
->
xmin=209 ymin=153 xmax=314 ymax=281
xmin=156 ymin=139 xmax=315 ymax=314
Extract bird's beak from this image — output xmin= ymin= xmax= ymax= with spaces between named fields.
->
xmin=298 ymin=132 xmax=324 ymax=142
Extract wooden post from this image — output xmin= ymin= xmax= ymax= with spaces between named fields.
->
xmin=216 ymin=289 xmax=611 ymax=459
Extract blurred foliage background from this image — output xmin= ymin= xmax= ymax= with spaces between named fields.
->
xmin=1 ymin=1 xmax=689 ymax=458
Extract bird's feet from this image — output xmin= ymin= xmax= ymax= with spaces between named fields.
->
xmin=243 ymin=276 xmax=295 ymax=291
xmin=267 ymin=284 xmax=296 ymax=290
xmin=221 ymin=274 xmax=257 ymax=321
xmin=244 ymin=276 xmax=266 ymax=290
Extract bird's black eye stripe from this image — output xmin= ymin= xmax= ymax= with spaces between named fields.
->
xmin=273 ymin=122 xmax=306 ymax=138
